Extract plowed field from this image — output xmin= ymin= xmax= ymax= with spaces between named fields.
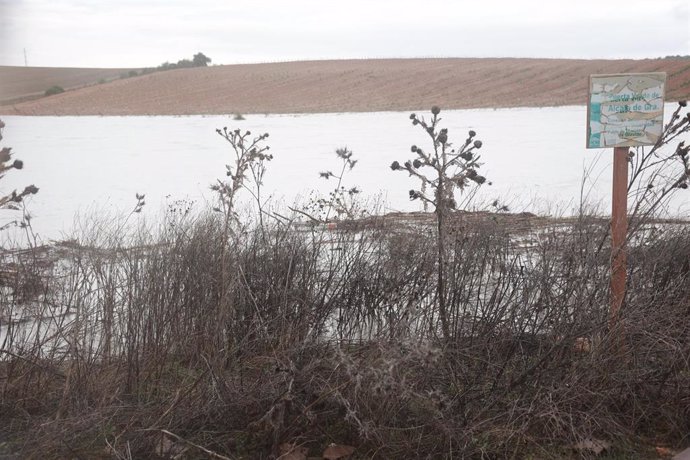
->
xmin=0 ymin=66 xmax=137 ymax=106
xmin=1 ymin=58 xmax=689 ymax=115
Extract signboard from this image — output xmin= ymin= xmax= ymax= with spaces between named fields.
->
xmin=587 ymin=73 xmax=666 ymax=149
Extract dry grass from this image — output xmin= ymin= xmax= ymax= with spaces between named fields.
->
xmin=0 ymin=207 xmax=688 ymax=459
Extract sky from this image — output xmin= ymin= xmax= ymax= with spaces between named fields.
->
xmin=0 ymin=0 xmax=689 ymax=68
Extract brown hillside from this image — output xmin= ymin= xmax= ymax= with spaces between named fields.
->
xmin=1 ymin=58 xmax=689 ymax=115
xmin=0 ymin=66 xmax=138 ymax=106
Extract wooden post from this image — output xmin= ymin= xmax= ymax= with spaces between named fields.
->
xmin=610 ymin=146 xmax=628 ymax=328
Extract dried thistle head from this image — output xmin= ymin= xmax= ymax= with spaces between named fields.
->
xmin=0 ymin=147 xmax=11 ymax=163
xmin=23 ymin=185 xmax=38 ymax=195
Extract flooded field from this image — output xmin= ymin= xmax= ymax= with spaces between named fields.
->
xmin=0 ymin=105 xmax=686 ymax=240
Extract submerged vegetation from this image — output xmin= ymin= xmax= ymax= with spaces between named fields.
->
xmin=0 ymin=105 xmax=689 ymax=458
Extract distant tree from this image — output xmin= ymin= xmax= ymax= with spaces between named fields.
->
xmin=156 ymin=54 xmax=212 ymax=72
xmin=193 ymin=52 xmax=211 ymax=67
xmin=176 ymin=59 xmax=194 ymax=69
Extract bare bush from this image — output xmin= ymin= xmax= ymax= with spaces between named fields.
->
xmin=0 ymin=104 xmax=689 ymax=458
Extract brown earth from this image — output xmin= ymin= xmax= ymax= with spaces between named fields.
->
xmin=0 ymin=66 xmax=137 ymax=106
xmin=1 ymin=58 xmax=689 ymax=116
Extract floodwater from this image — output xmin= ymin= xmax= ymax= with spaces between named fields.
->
xmin=0 ymin=106 xmax=686 ymax=240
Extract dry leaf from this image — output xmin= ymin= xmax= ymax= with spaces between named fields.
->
xmin=573 ymin=337 xmax=592 ymax=352
xmin=155 ymin=433 xmax=175 ymax=457
xmin=323 ymin=443 xmax=355 ymax=459
xmin=154 ymin=432 xmax=188 ymax=459
xmin=279 ymin=442 xmax=308 ymax=460
xmin=656 ymin=446 xmax=673 ymax=457
xmin=573 ymin=438 xmax=610 ymax=455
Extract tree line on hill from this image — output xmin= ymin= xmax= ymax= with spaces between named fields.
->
xmin=154 ymin=52 xmax=212 ymax=71
xmin=42 ymin=52 xmax=213 ymax=97
xmin=122 ymin=52 xmax=212 ymax=79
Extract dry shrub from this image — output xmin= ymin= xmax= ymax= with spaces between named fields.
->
xmin=1 ymin=102 xmax=689 ymax=457
xmin=0 ymin=207 xmax=688 ymax=458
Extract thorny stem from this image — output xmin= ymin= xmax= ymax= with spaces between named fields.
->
xmin=392 ymin=108 xmax=488 ymax=340
xmin=215 ymin=127 xmax=272 ymax=355
xmin=429 ymin=112 xmax=451 ymax=341
xmin=324 ymin=157 xmax=349 ymax=223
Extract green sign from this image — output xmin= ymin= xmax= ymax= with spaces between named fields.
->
xmin=587 ymin=73 xmax=666 ymax=149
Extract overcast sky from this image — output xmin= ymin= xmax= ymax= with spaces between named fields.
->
xmin=1 ymin=0 xmax=688 ymax=68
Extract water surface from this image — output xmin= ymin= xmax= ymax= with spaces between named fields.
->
xmin=1 ymin=106 xmax=686 ymax=240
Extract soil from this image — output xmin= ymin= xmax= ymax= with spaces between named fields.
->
xmin=0 ymin=66 xmax=137 ymax=106
xmin=1 ymin=58 xmax=689 ymax=116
